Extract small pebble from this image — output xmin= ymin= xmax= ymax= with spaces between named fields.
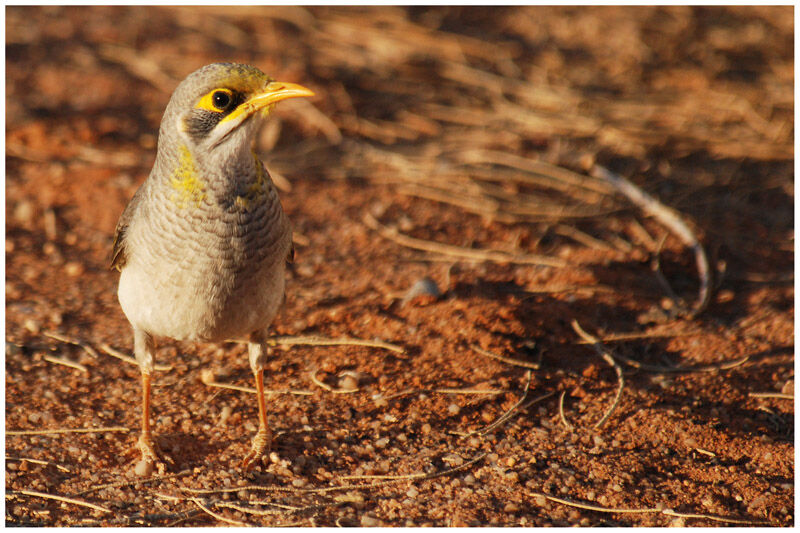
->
xmin=447 ymin=403 xmax=460 ymax=415
xmin=134 ymin=460 xmax=154 ymax=477
xmin=219 ymin=405 xmax=232 ymax=425
xmin=65 ymin=262 xmax=84 ymax=277
xmin=406 ymin=486 xmax=419 ymax=498
xmin=14 ymin=201 xmax=34 ymax=225
xmin=338 ymin=375 xmax=359 ymax=391
xmin=375 ymin=437 xmax=389 ymax=448
xmin=402 ymin=277 xmax=441 ymax=305
xmin=360 ymin=514 xmax=380 ymax=527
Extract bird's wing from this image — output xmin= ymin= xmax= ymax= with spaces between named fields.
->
xmin=110 ymin=185 xmax=146 ymax=271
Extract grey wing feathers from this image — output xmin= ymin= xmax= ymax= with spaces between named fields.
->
xmin=110 ymin=186 xmax=146 ymax=271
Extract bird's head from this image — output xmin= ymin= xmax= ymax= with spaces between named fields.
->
xmin=159 ymin=63 xmax=314 ymax=158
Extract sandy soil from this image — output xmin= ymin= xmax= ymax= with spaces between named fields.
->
xmin=5 ymin=6 xmax=793 ymax=526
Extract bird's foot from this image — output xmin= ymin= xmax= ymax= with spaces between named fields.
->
xmin=136 ymin=432 xmax=172 ymax=476
xmin=241 ymin=426 xmax=273 ymax=470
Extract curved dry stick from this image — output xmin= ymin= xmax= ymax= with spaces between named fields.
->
xmin=558 ymin=390 xmax=574 ymax=430
xmin=590 ymin=165 xmax=711 ymax=318
xmin=571 ymin=320 xmax=624 ymax=430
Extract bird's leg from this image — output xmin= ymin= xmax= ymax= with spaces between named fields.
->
xmin=242 ymin=331 xmax=273 ymax=470
xmin=134 ymin=329 xmax=170 ymax=474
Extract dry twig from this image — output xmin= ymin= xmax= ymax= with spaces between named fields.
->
xmin=5 ymin=456 xmax=71 ymax=473
xmin=748 ymin=392 xmax=793 ymax=400
xmin=531 ymin=491 xmax=770 ymax=525
xmin=199 ymin=369 xmax=312 ymax=396
xmin=77 ymin=470 xmax=192 ymax=496
xmin=558 ymin=391 xmax=574 ymax=430
xmin=471 ymin=344 xmax=540 ymax=370
xmin=99 ymin=343 xmax=173 ymax=372
xmin=11 ymin=489 xmax=112 ymax=514
xmin=231 ymin=335 xmax=404 ymax=354
xmin=309 ymin=369 xmax=358 ymax=394
xmin=182 ymin=452 xmax=487 ymax=495
xmin=591 ymin=165 xmax=712 ymax=317
xmin=42 ymin=355 xmax=88 ymax=374
xmin=7 ymin=426 xmax=129 ymax=436
xmin=571 ymin=320 xmax=624 ymax=429
xmin=43 ymin=331 xmax=99 ymax=359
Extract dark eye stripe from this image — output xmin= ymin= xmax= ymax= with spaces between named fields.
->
xmin=184 ymin=91 xmax=247 ymax=141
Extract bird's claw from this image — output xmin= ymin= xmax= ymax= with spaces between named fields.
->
xmin=241 ymin=427 xmax=272 ymax=470
xmin=137 ymin=433 xmax=173 ymax=475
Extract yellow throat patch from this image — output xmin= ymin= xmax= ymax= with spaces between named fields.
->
xmin=169 ymin=145 xmax=206 ymax=207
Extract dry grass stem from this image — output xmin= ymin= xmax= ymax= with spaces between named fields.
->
xmin=531 ymin=491 xmax=769 ymax=525
xmin=434 ymin=388 xmax=504 ymax=395
xmin=191 ymin=498 xmax=251 ymax=527
xmin=452 ymin=371 xmax=553 ymax=438
xmin=571 ymin=320 xmax=624 ymax=429
xmin=200 ymin=371 xmax=312 ymax=396
xmin=591 ymin=165 xmax=712 ymax=317
xmin=383 ymin=387 xmax=504 ymax=401
xmin=364 ymin=213 xmax=567 ymax=267
xmin=554 ymin=224 xmax=617 ymax=252
xmin=748 ymin=392 xmax=793 ymax=400
xmin=77 ymin=470 xmax=192 ymax=496
xmin=12 ymin=489 xmax=112 ymax=514
xmin=183 ymin=452 xmax=487 ymax=495
xmin=5 ymin=456 xmax=71 ymax=473
xmin=43 ymin=331 xmax=99 ymax=358
xmin=309 ymin=369 xmax=359 ymax=394
xmin=99 ymin=343 xmax=173 ymax=372
xmin=471 ymin=344 xmax=540 ymax=370
xmin=694 ymin=448 xmax=716 ymax=457
xmin=612 ymin=352 xmax=749 ymax=374
xmin=574 ymin=329 xmax=694 ymax=344
xmin=7 ymin=426 xmax=130 ymax=436
xmin=42 ymin=355 xmax=88 ymax=374
xmin=558 ymin=391 xmax=574 ymax=430
xmin=270 ymin=335 xmax=404 ymax=354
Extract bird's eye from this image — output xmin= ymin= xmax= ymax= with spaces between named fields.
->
xmin=212 ymin=90 xmax=232 ymax=110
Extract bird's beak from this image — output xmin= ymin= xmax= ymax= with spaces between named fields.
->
xmin=220 ymin=81 xmax=315 ymax=126
xmin=208 ymin=81 xmax=314 ymax=148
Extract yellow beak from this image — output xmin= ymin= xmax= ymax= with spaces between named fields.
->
xmin=220 ymin=81 xmax=315 ymax=125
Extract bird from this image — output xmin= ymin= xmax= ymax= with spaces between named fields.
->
xmin=110 ymin=62 xmax=314 ymax=474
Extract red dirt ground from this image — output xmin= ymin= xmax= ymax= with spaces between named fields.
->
xmin=5 ymin=6 xmax=793 ymax=526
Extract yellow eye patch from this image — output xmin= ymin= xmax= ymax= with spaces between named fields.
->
xmin=196 ymin=88 xmax=234 ymax=112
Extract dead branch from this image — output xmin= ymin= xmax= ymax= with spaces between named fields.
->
xmin=571 ymin=320 xmax=624 ymax=429
xmin=590 ymin=164 xmax=712 ymax=317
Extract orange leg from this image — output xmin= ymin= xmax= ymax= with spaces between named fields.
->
xmin=142 ymin=372 xmax=152 ymax=436
xmin=241 ymin=369 xmax=273 ymax=469
xmin=137 ymin=372 xmax=169 ymax=473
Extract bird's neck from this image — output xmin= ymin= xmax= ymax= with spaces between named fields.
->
xmin=156 ymin=140 xmax=272 ymax=211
